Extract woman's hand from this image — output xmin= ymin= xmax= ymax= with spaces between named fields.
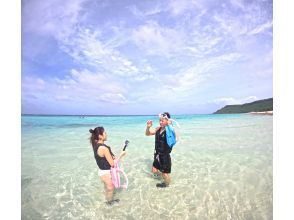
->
xmin=117 ymin=151 xmax=127 ymax=161
xmin=121 ymin=151 xmax=127 ymax=157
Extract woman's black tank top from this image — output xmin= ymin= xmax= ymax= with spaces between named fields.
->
xmin=93 ymin=143 xmax=114 ymax=170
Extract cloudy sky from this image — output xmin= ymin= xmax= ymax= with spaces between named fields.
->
xmin=21 ymin=0 xmax=273 ymax=115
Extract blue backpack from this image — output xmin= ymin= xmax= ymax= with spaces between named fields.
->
xmin=166 ymin=125 xmax=176 ymax=148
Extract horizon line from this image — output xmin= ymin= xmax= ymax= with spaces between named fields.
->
xmin=21 ymin=113 xmax=214 ymax=117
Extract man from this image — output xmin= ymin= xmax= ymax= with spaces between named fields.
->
xmin=145 ymin=112 xmax=179 ymax=188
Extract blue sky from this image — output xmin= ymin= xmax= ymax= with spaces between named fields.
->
xmin=21 ymin=0 xmax=273 ymax=115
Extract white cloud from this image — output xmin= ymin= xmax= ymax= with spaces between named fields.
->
xmin=128 ymin=4 xmax=163 ymax=17
xmin=212 ymin=13 xmax=247 ymax=37
xmin=247 ymin=21 xmax=273 ymax=35
xmin=22 ymin=0 xmax=86 ymax=40
xmin=214 ymin=96 xmax=258 ymax=105
xmin=55 ymin=95 xmax=72 ymax=101
xmin=22 ymin=69 xmax=129 ymax=105
xmin=230 ymin=0 xmax=246 ymax=11
xmin=130 ymin=52 xmax=243 ymax=104
xmin=169 ymin=53 xmax=242 ymax=91
xmin=242 ymin=48 xmax=273 ymax=78
xmin=130 ymin=6 xmax=219 ymax=59
xmin=59 ymin=28 xmax=154 ymax=81
xmin=22 ymin=0 xmax=87 ymax=62
xmin=129 ymin=0 xmax=201 ymax=18
xmin=99 ymin=93 xmax=127 ymax=104
xmin=212 ymin=0 xmax=272 ymax=39
xmin=22 ymin=76 xmax=45 ymax=95
xmin=132 ymin=21 xmax=184 ymax=57
xmin=23 ymin=0 xmax=153 ymax=82
xmin=168 ymin=0 xmax=191 ymax=16
xmin=57 ymin=69 xmax=126 ymax=94
xmin=167 ymin=0 xmax=200 ymax=16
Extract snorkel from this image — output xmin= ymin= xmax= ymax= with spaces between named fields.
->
xmin=158 ymin=113 xmax=179 ymax=148
xmin=158 ymin=113 xmax=180 ymax=128
xmin=111 ymin=140 xmax=129 ymax=189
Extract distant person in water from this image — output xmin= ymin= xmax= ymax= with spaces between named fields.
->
xmin=89 ymin=126 xmax=126 ymax=205
xmin=145 ymin=112 xmax=179 ymax=188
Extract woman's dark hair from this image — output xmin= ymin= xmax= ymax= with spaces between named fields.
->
xmin=89 ymin=126 xmax=105 ymax=148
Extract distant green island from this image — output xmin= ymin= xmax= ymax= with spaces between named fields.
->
xmin=214 ymin=98 xmax=273 ymax=114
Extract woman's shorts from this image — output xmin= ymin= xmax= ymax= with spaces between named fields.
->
xmin=153 ymin=153 xmax=171 ymax=173
xmin=98 ymin=168 xmax=110 ymax=177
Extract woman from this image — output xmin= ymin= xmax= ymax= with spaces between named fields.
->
xmin=89 ymin=126 xmax=126 ymax=205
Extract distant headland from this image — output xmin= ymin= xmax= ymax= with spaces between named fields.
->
xmin=213 ymin=98 xmax=273 ymax=115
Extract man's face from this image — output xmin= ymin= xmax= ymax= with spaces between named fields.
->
xmin=159 ymin=117 xmax=169 ymax=127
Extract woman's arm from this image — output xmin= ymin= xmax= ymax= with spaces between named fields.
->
xmin=116 ymin=151 xmax=127 ymax=161
xmin=102 ymin=147 xmax=115 ymax=167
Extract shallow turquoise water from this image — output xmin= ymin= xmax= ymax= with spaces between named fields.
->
xmin=22 ymin=114 xmax=272 ymax=219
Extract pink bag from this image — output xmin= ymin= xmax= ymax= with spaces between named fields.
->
xmin=110 ymin=159 xmax=128 ymax=189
